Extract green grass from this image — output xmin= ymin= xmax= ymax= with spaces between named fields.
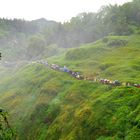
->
xmin=0 ymin=34 xmax=140 ymax=140
xmin=48 ymin=35 xmax=140 ymax=83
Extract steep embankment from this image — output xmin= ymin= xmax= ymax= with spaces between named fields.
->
xmin=0 ymin=64 xmax=140 ymax=140
xmin=0 ymin=64 xmax=77 ymax=139
xmin=0 ymin=35 xmax=140 ymax=140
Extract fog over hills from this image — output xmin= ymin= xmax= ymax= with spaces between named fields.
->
xmin=0 ymin=0 xmax=140 ymax=140
xmin=0 ymin=0 xmax=140 ymax=63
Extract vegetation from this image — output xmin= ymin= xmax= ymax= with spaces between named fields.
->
xmin=51 ymin=35 xmax=140 ymax=84
xmin=0 ymin=109 xmax=15 ymax=140
xmin=1 ymin=33 xmax=140 ymax=139
xmin=0 ymin=0 xmax=140 ymax=62
xmin=0 ymin=62 xmax=140 ymax=139
xmin=0 ymin=0 xmax=140 ymax=139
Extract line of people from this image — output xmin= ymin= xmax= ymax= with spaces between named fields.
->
xmin=37 ymin=60 xmax=84 ymax=80
xmin=97 ymin=78 xmax=140 ymax=88
xmin=36 ymin=60 xmax=140 ymax=88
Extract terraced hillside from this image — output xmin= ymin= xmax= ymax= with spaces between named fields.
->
xmin=0 ymin=35 xmax=140 ymax=140
xmin=49 ymin=35 xmax=140 ymax=83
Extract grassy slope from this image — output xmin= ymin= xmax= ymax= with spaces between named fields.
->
xmin=49 ymin=35 xmax=140 ymax=83
xmin=0 ymin=35 xmax=140 ymax=140
xmin=0 ymin=64 xmax=77 ymax=139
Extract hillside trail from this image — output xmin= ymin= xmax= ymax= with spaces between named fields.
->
xmin=35 ymin=60 xmax=140 ymax=89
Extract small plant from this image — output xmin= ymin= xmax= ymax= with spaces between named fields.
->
xmin=107 ymin=39 xmax=128 ymax=47
xmin=0 ymin=109 xmax=15 ymax=140
xmin=102 ymin=37 xmax=109 ymax=43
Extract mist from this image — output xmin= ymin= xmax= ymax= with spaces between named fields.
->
xmin=0 ymin=0 xmax=138 ymax=68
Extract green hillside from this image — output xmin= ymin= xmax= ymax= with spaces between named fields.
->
xmin=49 ymin=35 xmax=140 ymax=83
xmin=1 ymin=1 xmax=140 ymax=139
xmin=0 ymin=33 xmax=140 ymax=139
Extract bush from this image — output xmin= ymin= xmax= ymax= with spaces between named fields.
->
xmin=65 ymin=48 xmax=87 ymax=60
xmin=102 ymin=37 xmax=109 ymax=43
xmin=107 ymin=39 xmax=128 ymax=47
xmin=131 ymin=64 xmax=140 ymax=71
xmin=99 ymin=63 xmax=115 ymax=70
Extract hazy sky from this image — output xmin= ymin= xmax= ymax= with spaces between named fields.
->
xmin=0 ymin=0 xmax=132 ymax=22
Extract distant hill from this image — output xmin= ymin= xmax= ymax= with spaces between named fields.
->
xmin=31 ymin=18 xmax=58 ymax=31
xmin=0 ymin=18 xmax=60 ymax=61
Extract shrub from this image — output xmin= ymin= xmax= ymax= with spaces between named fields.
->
xmin=99 ymin=63 xmax=115 ymax=71
xmin=131 ymin=64 xmax=140 ymax=71
xmin=107 ymin=39 xmax=128 ymax=47
xmin=102 ymin=37 xmax=109 ymax=43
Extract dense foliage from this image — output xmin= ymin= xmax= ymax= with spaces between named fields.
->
xmin=0 ymin=0 xmax=140 ymax=61
xmin=0 ymin=109 xmax=15 ymax=140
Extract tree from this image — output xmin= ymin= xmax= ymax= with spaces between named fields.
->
xmin=26 ymin=35 xmax=46 ymax=60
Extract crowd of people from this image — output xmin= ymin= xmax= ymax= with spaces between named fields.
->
xmin=97 ymin=78 xmax=140 ymax=88
xmin=36 ymin=60 xmax=140 ymax=88
xmin=37 ymin=60 xmax=84 ymax=80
